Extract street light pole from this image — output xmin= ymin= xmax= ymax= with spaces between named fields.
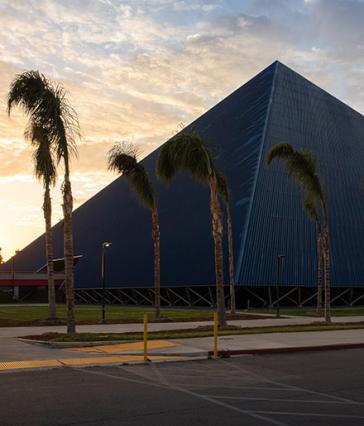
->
xmin=101 ymin=242 xmax=112 ymax=324
xmin=276 ymin=254 xmax=285 ymax=318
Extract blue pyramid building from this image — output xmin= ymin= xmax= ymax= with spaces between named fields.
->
xmin=7 ymin=61 xmax=364 ymax=306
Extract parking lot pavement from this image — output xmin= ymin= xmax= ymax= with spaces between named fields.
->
xmin=1 ymin=348 xmax=364 ymax=425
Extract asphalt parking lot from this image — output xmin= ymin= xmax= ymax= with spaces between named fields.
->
xmin=1 ymin=349 xmax=364 ymax=425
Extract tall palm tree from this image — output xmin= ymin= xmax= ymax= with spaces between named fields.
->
xmin=303 ymin=194 xmax=323 ymax=312
xmin=216 ymin=171 xmax=236 ymax=314
xmin=8 ymin=70 xmax=80 ymax=333
xmin=27 ymin=122 xmax=58 ymax=319
xmin=157 ymin=133 xmax=227 ymax=326
xmin=107 ymin=142 xmax=161 ymax=318
xmin=266 ymin=142 xmax=331 ymax=323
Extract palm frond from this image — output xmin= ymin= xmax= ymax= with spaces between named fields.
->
xmin=216 ymin=170 xmax=229 ymax=204
xmin=108 ymin=143 xmax=154 ymax=208
xmin=266 ymin=142 xmax=294 ymax=166
xmin=157 ymin=133 xmax=213 ymax=184
xmin=26 ymin=122 xmax=57 ymax=188
xmin=129 ymin=164 xmax=155 ymax=208
xmin=7 ymin=70 xmax=48 ymax=116
xmin=107 ymin=142 xmax=139 ymax=174
xmin=267 ymin=142 xmax=324 ymax=202
xmin=287 ymin=152 xmax=323 ymax=200
xmin=8 ymin=70 xmax=80 ymax=163
xmin=51 ymin=84 xmax=80 ymax=162
xmin=156 ymin=139 xmax=178 ymax=183
xmin=303 ymin=191 xmax=319 ymax=222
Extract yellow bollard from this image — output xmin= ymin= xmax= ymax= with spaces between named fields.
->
xmin=213 ymin=311 xmax=218 ymax=357
xmin=144 ymin=313 xmax=148 ymax=361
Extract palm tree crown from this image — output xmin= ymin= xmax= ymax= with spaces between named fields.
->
xmin=267 ymin=142 xmax=323 ymax=205
xmin=157 ymin=133 xmax=214 ymax=183
xmin=8 ymin=70 xmax=79 ymax=164
xmin=107 ymin=143 xmax=154 ymax=208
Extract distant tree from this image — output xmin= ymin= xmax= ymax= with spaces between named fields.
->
xmin=157 ymin=133 xmax=227 ymax=327
xmin=266 ymin=142 xmax=331 ymax=322
xmin=8 ymin=70 xmax=80 ymax=333
xmin=216 ymin=171 xmax=236 ymax=314
xmin=0 ymin=248 xmax=3 ymax=265
xmin=108 ymin=143 xmax=161 ymax=318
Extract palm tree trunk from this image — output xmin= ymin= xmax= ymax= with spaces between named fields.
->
xmin=209 ymin=175 xmax=226 ymax=327
xmin=226 ymin=205 xmax=236 ymax=314
xmin=62 ymin=158 xmax=76 ymax=333
xmin=151 ymin=202 xmax=161 ymax=319
xmin=316 ymin=221 xmax=323 ymax=314
xmin=44 ymin=184 xmax=56 ymax=320
xmin=323 ymin=204 xmax=331 ymax=323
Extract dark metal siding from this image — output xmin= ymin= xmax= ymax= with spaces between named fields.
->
xmin=6 ymin=61 xmax=364 ymax=289
xmin=6 ymin=63 xmax=275 ymax=288
xmin=238 ymin=62 xmax=364 ymax=287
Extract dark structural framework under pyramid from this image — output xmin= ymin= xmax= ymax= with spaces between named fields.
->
xmin=7 ymin=61 xmax=364 ymax=306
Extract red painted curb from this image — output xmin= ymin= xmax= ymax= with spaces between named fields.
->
xmin=208 ymin=342 xmax=364 ymax=357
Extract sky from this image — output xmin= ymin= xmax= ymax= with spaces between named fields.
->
xmin=0 ymin=0 xmax=363 ymax=261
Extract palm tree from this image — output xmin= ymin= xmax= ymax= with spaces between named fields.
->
xmin=216 ymin=171 xmax=236 ymax=314
xmin=303 ymin=194 xmax=323 ymax=312
xmin=27 ymin=122 xmax=58 ymax=319
xmin=157 ymin=133 xmax=227 ymax=326
xmin=266 ymin=142 xmax=331 ymax=323
xmin=108 ymin=143 xmax=161 ymax=318
xmin=8 ymin=71 xmax=80 ymax=333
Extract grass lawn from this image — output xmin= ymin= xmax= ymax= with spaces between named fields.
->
xmin=23 ymin=321 xmax=364 ymax=342
xmin=250 ymin=307 xmax=364 ymax=317
xmin=0 ymin=304 xmax=266 ymax=326
xmin=2 ymin=304 xmax=364 ymax=327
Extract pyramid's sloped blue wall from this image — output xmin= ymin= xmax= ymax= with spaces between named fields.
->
xmin=7 ymin=61 xmax=364 ymax=289
xmin=6 ymin=63 xmax=275 ymax=288
xmin=238 ymin=62 xmax=364 ymax=287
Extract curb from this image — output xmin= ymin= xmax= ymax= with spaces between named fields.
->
xmin=18 ymin=339 xmax=135 ymax=348
xmin=19 ymin=339 xmax=207 ymax=356
xmin=208 ymin=342 xmax=364 ymax=357
xmin=0 ymin=355 xmax=207 ymax=374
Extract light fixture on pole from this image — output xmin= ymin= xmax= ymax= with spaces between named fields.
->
xmin=276 ymin=254 xmax=285 ymax=318
xmin=100 ymin=242 xmax=112 ymax=324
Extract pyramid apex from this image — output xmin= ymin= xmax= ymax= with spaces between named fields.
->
xmin=270 ymin=59 xmax=284 ymax=67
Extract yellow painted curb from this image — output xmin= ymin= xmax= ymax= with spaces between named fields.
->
xmin=0 ymin=359 xmax=61 ymax=370
xmin=0 ymin=355 xmax=184 ymax=372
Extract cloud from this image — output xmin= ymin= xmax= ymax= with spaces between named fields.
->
xmin=0 ymin=0 xmax=363 ymax=259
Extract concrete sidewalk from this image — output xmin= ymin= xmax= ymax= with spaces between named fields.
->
xmin=0 ymin=314 xmax=364 ymax=371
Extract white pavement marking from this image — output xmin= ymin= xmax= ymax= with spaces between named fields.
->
xmin=120 ymin=364 xmax=289 ymax=426
xmin=219 ymin=358 xmax=364 ymax=406
xmin=76 ymin=366 xmax=289 ymax=426
xmin=151 ymin=362 xmax=170 ymax=386
xmin=171 ymin=384 xmax=308 ymax=391
xmin=204 ymin=395 xmax=362 ymax=405
xmin=251 ymin=410 xmax=364 ymax=420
